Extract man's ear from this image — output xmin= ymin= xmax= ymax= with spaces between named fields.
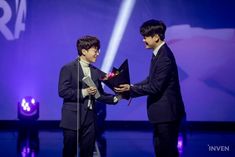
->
xmin=153 ymin=34 xmax=160 ymax=43
xmin=81 ymin=49 xmax=87 ymax=56
xmin=153 ymin=34 xmax=159 ymax=40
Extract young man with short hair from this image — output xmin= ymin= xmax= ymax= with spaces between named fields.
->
xmin=59 ymin=35 xmax=119 ymax=157
xmin=115 ymin=19 xmax=186 ymax=157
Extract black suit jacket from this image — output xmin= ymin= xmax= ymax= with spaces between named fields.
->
xmin=58 ymin=59 xmax=116 ymax=130
xmin=130 ymin=43 xmax=186 ymax=123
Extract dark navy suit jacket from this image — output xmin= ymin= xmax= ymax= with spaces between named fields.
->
xmin=130 ymin=44 xmax=186 ymax=123
xmin=58 ymin=59 xmax=116 ymax=130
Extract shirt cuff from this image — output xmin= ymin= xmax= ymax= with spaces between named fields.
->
xmin=82 ymin=89 xmax=89 ymax=98
xmin=113 ymin=96 xmax=119 ymax=103
xmin=113 ymin=95 xmax=122 ymax=103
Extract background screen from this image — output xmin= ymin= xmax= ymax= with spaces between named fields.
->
xmin=1 ymin=0 xmax=235 ymax=121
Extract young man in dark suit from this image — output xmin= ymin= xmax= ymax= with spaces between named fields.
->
xmin=58 ymin=36 xmax=120 ymax=157
xmin=115 ymin=19 xmax=186 ymax=157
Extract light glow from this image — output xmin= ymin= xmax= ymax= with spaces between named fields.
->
xmin=101 ymin=0 xmax=136 ymax=73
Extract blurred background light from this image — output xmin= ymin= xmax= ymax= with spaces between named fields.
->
xmin=101 ymin=0 xmax=136 ymax=73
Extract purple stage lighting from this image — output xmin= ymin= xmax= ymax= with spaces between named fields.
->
xmin=18 ymin=96 xmax=39 ymax=120
xmin=177 ymin=133 xmax=184 ymax=154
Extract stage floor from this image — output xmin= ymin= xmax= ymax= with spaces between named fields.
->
xmin=0 ymin=129 xmax=234 ymax=157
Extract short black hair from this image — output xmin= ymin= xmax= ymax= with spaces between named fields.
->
xmin=140 ymin=19 xmax=166 ymax=40
xmin=76 ymin=35 xmax=100 ymax=56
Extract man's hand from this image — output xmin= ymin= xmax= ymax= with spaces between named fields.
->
xmin=86 ymin=87 xmax=97 ymax=95
xmin=114 ymin=84 xmax=130 ymax=93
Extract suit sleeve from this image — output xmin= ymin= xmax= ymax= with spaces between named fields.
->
xmin=130 ymin=57 xmax=172 ymax=97
xmin=58 ymin=65 xmax=78 ymax=101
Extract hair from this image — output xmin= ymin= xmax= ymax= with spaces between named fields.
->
xmin=76 ymin=35 xmax=100 ymax=56
xmin=140 ymin=19 xmax=166 ymax=40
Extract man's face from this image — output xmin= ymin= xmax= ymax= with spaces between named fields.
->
xmin=142 ymin=35 xmax=159 ymax=49
xmin=82 ymin=47 xmax=100 ymax=63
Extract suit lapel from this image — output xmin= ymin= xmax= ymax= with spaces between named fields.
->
xmin=90 ymin=65 xmax=97 ymax=82
xmin=149 ymin=52 xmax=160 ymax=74
xmin=71 ymin=60 xmax=79 ymax=83
xmin=149 ymin=44 xmax=164 ymax=74
xmin=77 ymin=59 xmax=85 ymax=81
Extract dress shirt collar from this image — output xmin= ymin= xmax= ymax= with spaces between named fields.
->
xmin=153 ymin=41 xmax=165 ymax=56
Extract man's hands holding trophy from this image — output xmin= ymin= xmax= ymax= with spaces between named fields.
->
xmin=85 ymin=86 xmax=97 ymax=96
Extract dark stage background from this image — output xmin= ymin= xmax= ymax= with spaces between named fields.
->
xmin=1 ymin=0 xmax=235 ymax=121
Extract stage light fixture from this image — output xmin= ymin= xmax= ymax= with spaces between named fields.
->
xmin=18 ymin=96 xmax=39 ymax=120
